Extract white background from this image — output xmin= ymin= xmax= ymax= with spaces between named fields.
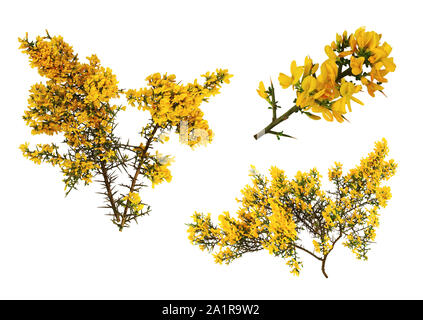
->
xmin=1 ymin=0 xmax=422 ymax=299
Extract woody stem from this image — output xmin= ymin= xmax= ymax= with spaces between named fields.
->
xmin=321 ymin=255 xmax=329 ymax=278
xmin=293 ymin=244 xmax=323 ymax=262
xmin=100 ymin=161 xmax=120 ymax=223
xmin=336 ymin=67 xmax=352 ymax=82
xmin=254 ymin=64 xmax=353 ymax=140
xmin=120 ymin=124 xmax=160 ymax=229
xmin=253 ymin=105 xmax=299 ymax=140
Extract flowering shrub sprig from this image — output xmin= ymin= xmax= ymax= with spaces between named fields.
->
xmin=254 ymin=27 xmax=396 ymax=140
xmin=188 ymin=139 xmax=397 ymax=277
xmin=19 ymin=31 xmax=232 ymax=231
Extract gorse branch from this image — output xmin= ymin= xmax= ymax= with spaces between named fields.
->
xmin=188 ymin=139 xmax=397 ymax=278
xmin=18 ymin=31 xmax=232 ymax=231
xmin=254 ymin=27 xmax=396 ymax=140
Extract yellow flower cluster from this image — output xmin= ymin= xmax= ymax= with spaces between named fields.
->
xmin=19 ymin=32 xmax=231 ymax=230
xmin=188 ymin=213 xmax=221 ymax=251
xmin=19 ymin=32 xmax=120 ymax=191
xmin=126 ymin=70 xmax=232 ymax=147
xmin=257 ymin=27 xmax=396 ymax=124
xmin=122 ymin=192 xmax=144 ymax=214
xmin=145 ymin=153 xmax=174 ymax=188
xmin=188 ymin=139 xmax=397 ymax=277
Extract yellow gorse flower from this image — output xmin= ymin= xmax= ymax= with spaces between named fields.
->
xmin=126 ymin=70 xmax=232 ymax=148
xmin=303 ymin=56 xmax=319 ymax=77
xmin=19 ymin=31 xmax=231 ymax=231
xmin=361 ymin=77 xmax=384 ymax=97
xmin=278 ymin=60 xmax=304 ymax=89
xmin=353 ymin=27 xmax=381 ymax=50
xmin=324 ymin=45 xmax=337 ymax=60
xmin=256 ymin=81 xmax=268 ymax=99
xmin=188 ymin=139 xmax=397 ymax=278
xmin=332 ymin=81 xmax=364 ymax=114
xmin=254 ymin=27 xmax=396 ymax=139
xmin=350 ymin=56 xmax=365 ymax=75
xmin=122 ymin=192 xmax=144 ymax=213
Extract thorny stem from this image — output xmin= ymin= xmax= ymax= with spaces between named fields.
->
xmin=100 ymin=161 xmax=120 ymax=222
xmin=119 ymin=124 xmax=160 ymax=230
xmin=254 ymin=65 xmax=353 ymax=140
xmin=253 ymin=105 xmax=299 ymax=139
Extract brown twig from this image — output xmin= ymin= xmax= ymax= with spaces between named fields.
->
xmin=119 ymin=124 xmax=160 ymax=229
xmin=100 ymin=161 xmax=120 ymax=222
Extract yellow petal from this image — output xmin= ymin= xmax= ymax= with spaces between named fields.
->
xmin=361 ymin=76 xmax=369 ymax=85
xmin=290 ymin=60 xmax=298 ymax=76
xmin=354 ymin=84 xmax=362 ymax=94
xmin=350 ymin=56 xmax=365 ymax=75
xmin=306 ymin=113 xmax=321 ymax=120
xmin=332 ymin=98 xmax=347 ymax=114
xmin=381 ymin=57 xmax=396 ymax=72
xmin=332 ymin=111 xmax=344 ymax=123
xmin=322 ymin=109 xmax=334 ymax=122
xmin=304 ymin=56 xmax=312 ymax=75
xmin=324 ymin=45 xmax=337 ymax=60
xmin=347 ymin=98 xmax=352 ymax=112
xmin=278 ymin=73 xmax=292 ymax=89
xmin=349 ymin=35 xmax=357 ymax=51
xmin=291 ymin=61 xmax=304 ymax=85
xmin=296 ymin=92 xmax=305 ymax=107
xmin=302 ymin=76 xmax=316 ymax=93
xmin=338 ymin=50 xmax=353 ymax=58
xmin=381 ymin=42 xmax=392 ymax=56
xmin=342 ymin=30 xmax=348 ymax=39
xmin=354 ymin=27 xmax=366 ymax=39
xmin=369 ymin=47 xmax=386 ymax=63
xmin=313 ymin=89 xmax=326 ymax=100
xmin=320 ymin=59 xmax=338 ymax=83
xmin=257 ymin=81 xmax=267 ymax=99
xmin=351 ymin=96 xmax=364 ymax=106
xmin=311 ymin=63 xmax=319 ymax=74
xmin=311 ymin=105 xmax=324 ymax=113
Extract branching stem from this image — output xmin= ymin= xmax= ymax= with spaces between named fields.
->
xmin=254 ymin=65 xmax=353 ymax=140
xmin=119 ymin=124 xmax=160 ymax=229
xmin=254 ymin=105 xmax=299 ymax=139
xmin=100 ymin=161 xmax=120 ymax=222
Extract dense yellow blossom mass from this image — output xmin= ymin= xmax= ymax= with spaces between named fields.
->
xmin=254 ymin=27 xmax=396 ymax=139
xmin=19 ymin=31 xmax=231 ymax=230
xmin=126 ymin=70 xmax=232 ymax=147
xmin=188 ymin=139 xmax=397 ymax=277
